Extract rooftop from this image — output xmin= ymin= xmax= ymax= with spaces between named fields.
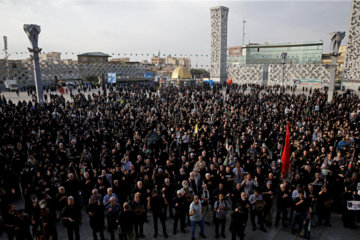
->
xmin=77 ymin=52 xmax=111 ymax=57
xmin=243 ymin=41 xmax=323 ymax=48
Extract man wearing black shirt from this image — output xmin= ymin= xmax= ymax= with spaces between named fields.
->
xmin=131 ymin=193 xmax=146 ymax=239
xmin=40 ymin=207 xmax=58 ymax=240
xmin=3 ymin=203 xmax=17 ymax=240
xmin=291 ymin=190 xmax=311 ymax=235
xmin=173 ymin=190 xmax=187 ymax=235
xmin=275 ymin=184 xmax=291 ymax=227
xmin=236 ymin=192 xmax=250 ymax=229
xmin=231 ymin=183 xmax=242 ymax=210
xmin=117 ymin=202 xmax=135 ymax=240
xmin=147 ymin=189 xmax=168 ymax=238
xmin=161 ymin=178 xmax=175 ymax=219
xmin=87 ymin=196 xmax=105 ymax=240
xmin=261 ymin=181 xmax=274 ymax=227
xmin=14 ymin=208 xmax=32 ymax=240
xmin=62 ymin=196 xmax=82 ymax=240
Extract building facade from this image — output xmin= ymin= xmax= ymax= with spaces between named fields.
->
xmin=321 ymin=46 xmax=346 ymax=80
xmin=39 ymin=52 xmax=61 ymax=62
xmin=63 ymin=59 xmax=77 ymax=65
xmin=77 ymin=52 xmax=111 ymax=64
xmin=227 ymin=41 xmax=323 ymax=66
xmin=110 ymin=58 xmax=130 ymax=63
xmin=167 ymin=57 xmax=191 ymax=67
xmin=151 ymin=56 xmax=165 ymax=65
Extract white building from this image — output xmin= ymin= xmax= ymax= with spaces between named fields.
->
xmin=39 ymin=52 xmax=61 ymax=62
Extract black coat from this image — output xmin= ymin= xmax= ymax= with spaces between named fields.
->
xmin=87 ymin=202 xmax=105 ymax=230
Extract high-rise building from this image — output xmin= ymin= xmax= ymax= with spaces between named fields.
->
xmin=227 ymin=41 xmax=323 ymax=65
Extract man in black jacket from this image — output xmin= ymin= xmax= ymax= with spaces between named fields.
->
xmin=131 ymin=193 xmax=146 ymax=239
xmin=291 ymin=190 xmax=311 ymax=235
xmin=230 ymin=204 xmax=246 ymax=240
xmin=173 ymin=190 xmax=187 ymax=235
xmin=117 ymin=202 xmax=135 ymax=240
xmin=147 ymin=189 xmax=168 ymax=238
xmin=236 ymin=192 xmax=250 ymax=229
xmin=87 ymin=196 xmax=105 ymax=240
xmin=161 ymin=178 xmax=174 ymax=219
xmin=14 ymin=209 xmax=32 ymax=240
xmin=275 ymin=183 xmax=291 ymax=227
xmin=62 ymin=196 xmax=82 ymax=240
xmin=261 ymin=181 xmax=274 ymax=227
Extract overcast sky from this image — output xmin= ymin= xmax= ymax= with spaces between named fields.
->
xmin=0 ymin=0 xmax=353 ymax=67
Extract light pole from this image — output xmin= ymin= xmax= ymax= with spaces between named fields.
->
xmin=242 ymin=18 xmax=246 ymax=45
xmin=24 ymin=24 xmax=44 ymax=105
xmin=341 ymin=68 xmax=347 ymax=91
xmin=3 ymin=36 xmax=11 ymax=80
xmin=281 ymin=52 xmax=287 ymax=88
xmin=328 ymin=31 xmax=345 ymax=102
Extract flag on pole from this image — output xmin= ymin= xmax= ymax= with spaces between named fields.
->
xmin=223 ymin=153 xmax=229 ymax=166
xmin=194 ymin=124 xmax=198 ymax=136
xmin=225 ymin=137 xmax=229 ymax=150
xmin=281 ymin=122 xmax=291 ymax=179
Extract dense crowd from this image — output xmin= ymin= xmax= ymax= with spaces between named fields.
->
xmin=0 ymin=83 xmax=359 ymax=240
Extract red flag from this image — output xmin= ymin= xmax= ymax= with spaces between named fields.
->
xmin=281 ymin=122 xmax=290 ymax=179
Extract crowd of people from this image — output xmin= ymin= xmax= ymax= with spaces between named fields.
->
xmin=0 ymin=82 xmax=359 ymax=240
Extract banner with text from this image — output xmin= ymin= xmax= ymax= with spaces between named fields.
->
xmin=293 ymin=79 xmax=322 ymax=86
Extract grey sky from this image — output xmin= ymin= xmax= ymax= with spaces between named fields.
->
xmin=0 ymin=0 xmax=353 ymax=67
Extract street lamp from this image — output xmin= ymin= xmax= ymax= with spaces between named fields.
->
xmin=281 ymin=52 xmax=287 ymax=88
xmin=24 ymin=24 xmax=44 ymax=105
xmin=328 ymin=31 xmax=345 ymax=102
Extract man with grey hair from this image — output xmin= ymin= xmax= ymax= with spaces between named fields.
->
xmin=103 ymin=187 xmax=119 ymax=206
xmin=55 ymin=186 xmax=67 ymax=220
xmin=161 ymin=178 xmax=174 ymax=219
xmin=117 ymin=202 xmax=135 ymax=240
xmin=90 ymin=189 xmax=103 ymax=203
xmin=173 ymin=189 xmax=186 ymax=235
xmin=106 ymin=196 xmax=122 ymax=240
xmin=181 ymin=180 xmax=194 ymax=225
xmin=62 ymin=196 xmax=82 ymax=240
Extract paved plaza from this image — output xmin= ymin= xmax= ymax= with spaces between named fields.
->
xmin=0 ymin=196 xmax=358 ymax=240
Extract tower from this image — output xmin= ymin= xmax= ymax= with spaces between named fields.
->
xmin=343 ymin=0 xmax=360 ymax=88
xmin=210 ymin=6 xmax=229 ymax=84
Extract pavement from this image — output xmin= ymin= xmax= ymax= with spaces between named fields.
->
xmin=0 ymin=197 xmax=359 ymax=240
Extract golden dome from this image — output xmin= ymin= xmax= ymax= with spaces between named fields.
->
xmin=171 ymin=65 xmax=192 ymax=79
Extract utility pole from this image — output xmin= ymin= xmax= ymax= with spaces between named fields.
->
xmin=281 ymin=52 xmax=287 ymax=87
xmin=3 ymin=36 xmax=11 ymax=79
xmin=242 ymin=18 xmax=246 ymax=45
